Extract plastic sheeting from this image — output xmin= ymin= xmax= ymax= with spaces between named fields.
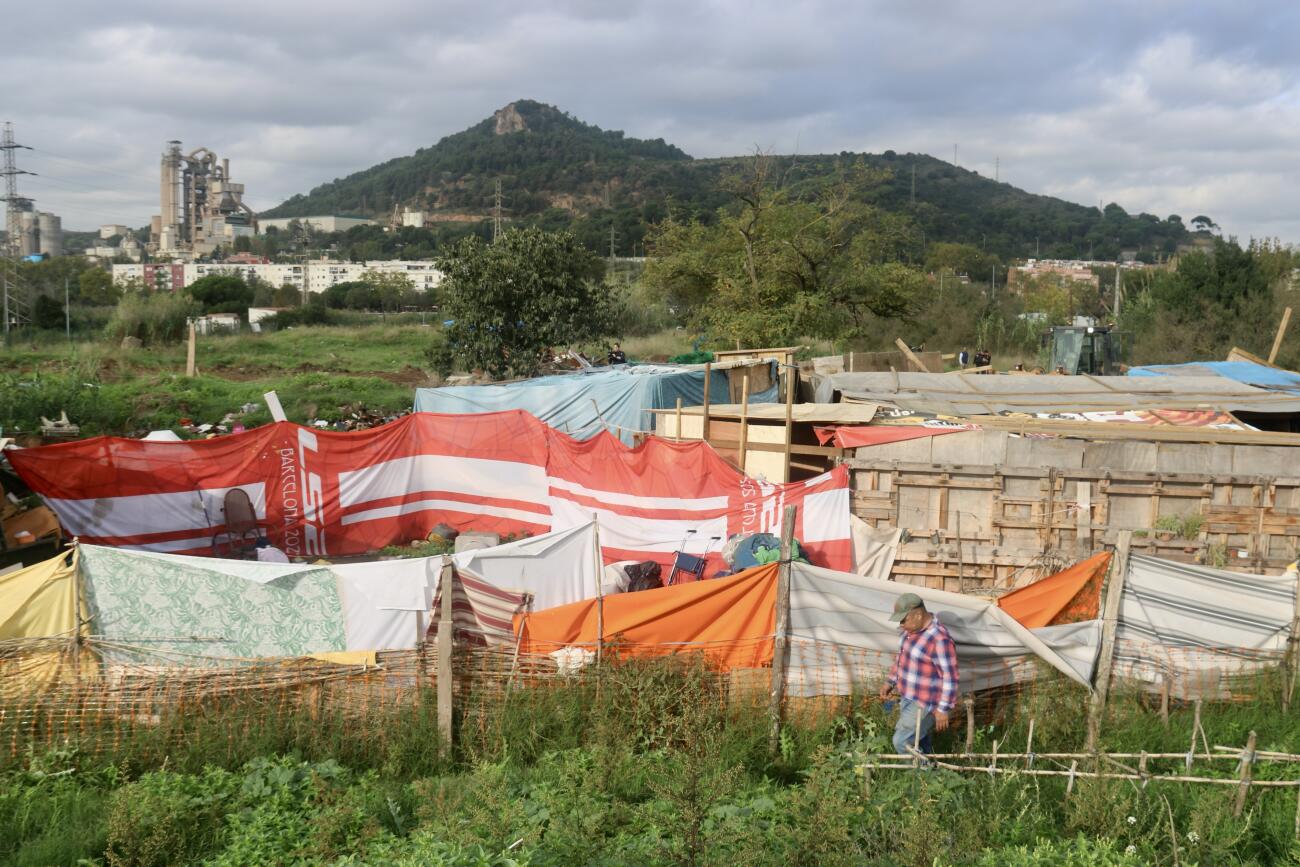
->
xmin=786 ymin=562 xmax=1100 ymax=696
xmin=0 ymin=548 xmax=90 ymax=688
xmin=414 ymin=364 xmax=780 ymax=444
xmin=1114 ymin=554 xmax=1298 ymax=687
xmin=452 ymin=522 xmax=601 ymax=612
xmin=998 ymin=552 xmax=1110 ymax=628
xmin=1129 ymin=361 xmax=1300 ymax=393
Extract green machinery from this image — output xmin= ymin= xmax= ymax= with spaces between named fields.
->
xmin=1042 ymin=325 xmax=1129 ymax=376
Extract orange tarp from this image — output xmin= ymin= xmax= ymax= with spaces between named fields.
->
xmin=998 ymin=552 xmax=1111 ymax=628
xmin=516 ymin=563 xmax=779 ymax=671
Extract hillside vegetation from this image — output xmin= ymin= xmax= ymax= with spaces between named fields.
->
xmin=261 ymin=100 xmax=1198 ymax=262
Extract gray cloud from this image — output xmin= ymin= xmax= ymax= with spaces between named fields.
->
xmin=6 ymin=0 xmax=1298 ymax=241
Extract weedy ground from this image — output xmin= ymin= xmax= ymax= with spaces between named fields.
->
xmin=2 ymin=657 xmax=1298 ymax=866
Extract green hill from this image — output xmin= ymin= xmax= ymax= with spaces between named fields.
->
xmin=262 ymin=100 xmax=1194 ymax=262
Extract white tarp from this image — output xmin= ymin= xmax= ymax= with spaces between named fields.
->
xmin=849 ymin=515 xmax=900 ymax=581
xmin=1115 ymin=555 xmax=1297 ymax=688
xmin=451 ymin=521 xmax=601 ymax=611
xmin=785 ymin=561 xmax=1100 ymax=697
xmin=333 ymin=557 xmax=436 ymax=652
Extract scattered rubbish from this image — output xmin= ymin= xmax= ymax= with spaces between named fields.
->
xmin=454 ymin=531 xmax=500 ymax=553
xmin=313 ymin=420 xmax=330 ymax=428
xmin=240 ymin=403 xmax=260 ymax=414
xmin=428 ymin=523 xmax=459 ymax=543
xmin=196 ymin=423 xmax=214 ymax=433
xmin=39 ymin=411 xmax=80 ymax=439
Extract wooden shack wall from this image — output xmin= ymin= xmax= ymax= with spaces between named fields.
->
xmin=845 ymin=431 xmax=1300 ymax=592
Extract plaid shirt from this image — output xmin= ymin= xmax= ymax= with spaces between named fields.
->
xmin=887 ymin=613 xmax=959 ymax=713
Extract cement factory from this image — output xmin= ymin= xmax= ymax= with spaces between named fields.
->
xmin=1 ymin=122 xmax=63 ymax=260
xmin=150 ymin=140 xmax=257 ymax=260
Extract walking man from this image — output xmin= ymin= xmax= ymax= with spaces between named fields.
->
xmin=877 ymin=593 xmax=959 ymax=756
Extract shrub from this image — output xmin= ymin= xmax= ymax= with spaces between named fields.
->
xmin=104 ymin=766 xmax=237 ymax=867
xmin=104 ymin=292 xmax=199 ymax=346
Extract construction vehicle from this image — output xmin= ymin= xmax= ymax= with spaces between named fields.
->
xmin=1041 ymin=324 xmax=1129 ymax=375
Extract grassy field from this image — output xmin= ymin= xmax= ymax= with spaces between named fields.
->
xmin=0 ymin=323 xmax=714 ymax=438
xmin=2 ymin=659 xmax=1298 ymax=866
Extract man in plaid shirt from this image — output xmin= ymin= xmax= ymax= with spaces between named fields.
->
xmin=877 ymin=592 xmax=959 ymax=756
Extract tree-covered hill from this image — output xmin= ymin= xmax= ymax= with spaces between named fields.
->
xmin=262 ymin=100 xmax=1195 ymax=261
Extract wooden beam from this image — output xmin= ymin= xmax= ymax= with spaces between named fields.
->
xmin=701 ymin=361 xmax=712 ymax=443
xmin=1087 ymin=530 xmax=1132 ymax=751
xmin=738 ymin=372 xmax=750 ymax=474
xmin=768 ymin=504 xmax=797 ymax=757
xmin=1270 ymin=307 xmax=1293 ymax=365
xmin=783 ymin=363 xmax=795 ymax=483
xmin=894 ymin=337 xmax=931 ymax=372
xmin=436 ymin=558 xmax=455 ymax=755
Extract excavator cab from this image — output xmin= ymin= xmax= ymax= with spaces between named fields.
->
xmin=1042 ymin=325 xmax=1129 ymax=375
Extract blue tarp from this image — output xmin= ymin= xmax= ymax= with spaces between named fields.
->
xmin=1128 ymin=361 xmax=1300 ymax=393
xmin=414 ymin=364 xmax=780 ymax=444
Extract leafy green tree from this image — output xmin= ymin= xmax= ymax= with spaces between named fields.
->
xmin=322 ymin=281 xmax=366 ymax=309
xmin=272 ymin=284 xmax=302 ymax=307
xmin=186 ymin=275 xmax=254 ymax=316
xmin=78 ymin=267 xmax=120 ymax=305
xmin=437 ymin=227 xmax=615 ymax=377
xmin=643 ymin=154 xmax=922 ymax=346
xmin=33 ymin=295 xmax=66 ymax=330
xmin=362 ymin=270 xmax=418 ymax=312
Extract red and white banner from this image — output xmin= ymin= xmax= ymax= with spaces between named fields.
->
xmin=9 ymin=411 xmax=851 ymax=571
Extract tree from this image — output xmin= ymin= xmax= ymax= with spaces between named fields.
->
xmin=1190 ymin=215 xmax=1218 ymax=233
xmin=78 ymin=267 xmax=120 ymax=305
xmin=437 ymin=227 xmax=616 ymax=377
xmin=272 ymin=284 xmax=302 ymax=307
xmin=33 ymin=295 xmax=66 ymax=330
xmin=186 ymin=274 xmax=254 ymax=315
xmin=642 ymin=154 xmax=922 ymax=346
xmin=362 ymin=270 xmax=417 ymax=312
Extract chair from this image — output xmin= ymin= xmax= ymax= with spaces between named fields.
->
xmin=211 ymin=488 xmax=264 ymax=558
xmin=665 ymin=551 xmax=708 ymax=586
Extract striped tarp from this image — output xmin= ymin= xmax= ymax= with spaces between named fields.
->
xmin=1114 ymin=555 xmax=1297 ymax=693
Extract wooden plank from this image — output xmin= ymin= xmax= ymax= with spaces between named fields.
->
xmin=1270 ymin=308 xmax=1292 ymax=365
xmin=701 ymin=361 xmax=712 ymax=443
xmin=894 ymin=337 xmax=932 ymax=373
xmin=783 ymin=362 xmax=795 ymax=482
xmin=738 ymin=373 xmax=750 ymax=474
xmin=1087 ymin=531 xmax=1132 ymax=751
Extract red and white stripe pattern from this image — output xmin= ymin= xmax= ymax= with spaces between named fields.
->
xmin=10 ymin=410 xmax=852 ymax=570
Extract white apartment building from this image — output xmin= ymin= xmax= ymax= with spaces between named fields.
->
xmin=112 ymin=259 xmax=443 ymax=295
xmin=256 ymin=215 xmax=378 ymax=234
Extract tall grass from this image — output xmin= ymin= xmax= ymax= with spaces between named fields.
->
xmin=4 ymin=658 xmax=1299 ymax=865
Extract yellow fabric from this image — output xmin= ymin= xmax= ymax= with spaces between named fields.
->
xmin=308 ymin=650 xmax=377 ymax=666
xmin=0 ymin=547 xmax=95 ymax=689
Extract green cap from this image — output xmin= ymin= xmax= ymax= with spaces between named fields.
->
xmin=889 ymin=592 xmax=924 ymax=622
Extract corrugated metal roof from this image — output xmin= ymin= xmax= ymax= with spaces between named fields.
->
xmin=813 ymin=371 xmax=1300 ymax=415
xmin=1128 ymin=361 xmax=1300 ymax=392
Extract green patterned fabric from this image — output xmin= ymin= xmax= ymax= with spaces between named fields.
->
xmin=79 ymin=545 xmax=347 ymax=665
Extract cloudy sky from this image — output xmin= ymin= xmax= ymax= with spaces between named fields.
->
xmin=6 ymin=0 xmax=1299 ymax=240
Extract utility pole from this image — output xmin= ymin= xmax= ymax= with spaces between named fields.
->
xmin=1114 ymin=266 xmax=1122 ymax=318
xmin=64 ymin=277 xmax=70 ymax=341
xmin=492 ymin=179 xmax=503 ymax=243
xmin=608 ymin=222 xmax=617 ymax=259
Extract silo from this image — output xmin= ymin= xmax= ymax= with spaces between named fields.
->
xmin=18 ymin=211 xmax=39 ymax=257
xmin=37 ymin=212 xmax=62 ymax=257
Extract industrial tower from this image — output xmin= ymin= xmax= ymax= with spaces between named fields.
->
xmin=1 ymin=122 xmax=34 ymax=259
xmin=151 ymin=141 xmax=256 ymax=260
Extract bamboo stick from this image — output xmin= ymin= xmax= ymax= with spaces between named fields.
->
xmin=964 ymin=696 xmax=975 ymax=754
xmin=1234 ymin=731 xmax=1257 ymax=817
xmin=701 ymin=362 xmax=711 ymax=444
xmin=766 ymin=505 xmax=797 ymax=759
xmin=1025 ymin=718 xmax=1035 ymax=769
xmin=738 ymin=373 xmax=750 ymax=474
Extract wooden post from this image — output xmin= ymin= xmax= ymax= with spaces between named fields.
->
xmin=436 ymin=558 xmax=454 ymax=755
xmin=701 ymin=361 xmax=712 ymax=444
xmin=782 ymin=363 xmax=795 ymax=483
xmin=593 ymin=519 xmax=605 ymax=667
xmin=1160 ymin=677 xmax=1170 ymax=728
xmin=1188 ymin=699 xmax=1202 ymax=771
xmin=956 ymin=512 xmax=966 ymax=593
xmin=1285 ymin=566 xmax=1300 ymax=712
xmin=964 ymin=696 xmax=975 ymax=754
xmin=913 ymin=708 xmax=923 ymax=769
xmin=185 ymin=321 xmax=197 ymax=377
xmin=1269 ymin=307 xmax=1292 ymax=365
xmin=674 ymin=397 xmax=683 ymax=443
xmin=894 ymin=337 xmax=931 ymax=373
xmin=1086 ymin=530 xmax=1132 ymax=751
xmin=1234 ymin=730 xmax=1257 ymax=817
xmin=767 ymin=504 xmax=798 ymax=758
xmin=738 ymin=372 xmax=751 ymax=474
xmin=72 ymin=545 xmax=84 ymax=678
xmin=1025 ymin=718 xmax=1036 ymax=769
